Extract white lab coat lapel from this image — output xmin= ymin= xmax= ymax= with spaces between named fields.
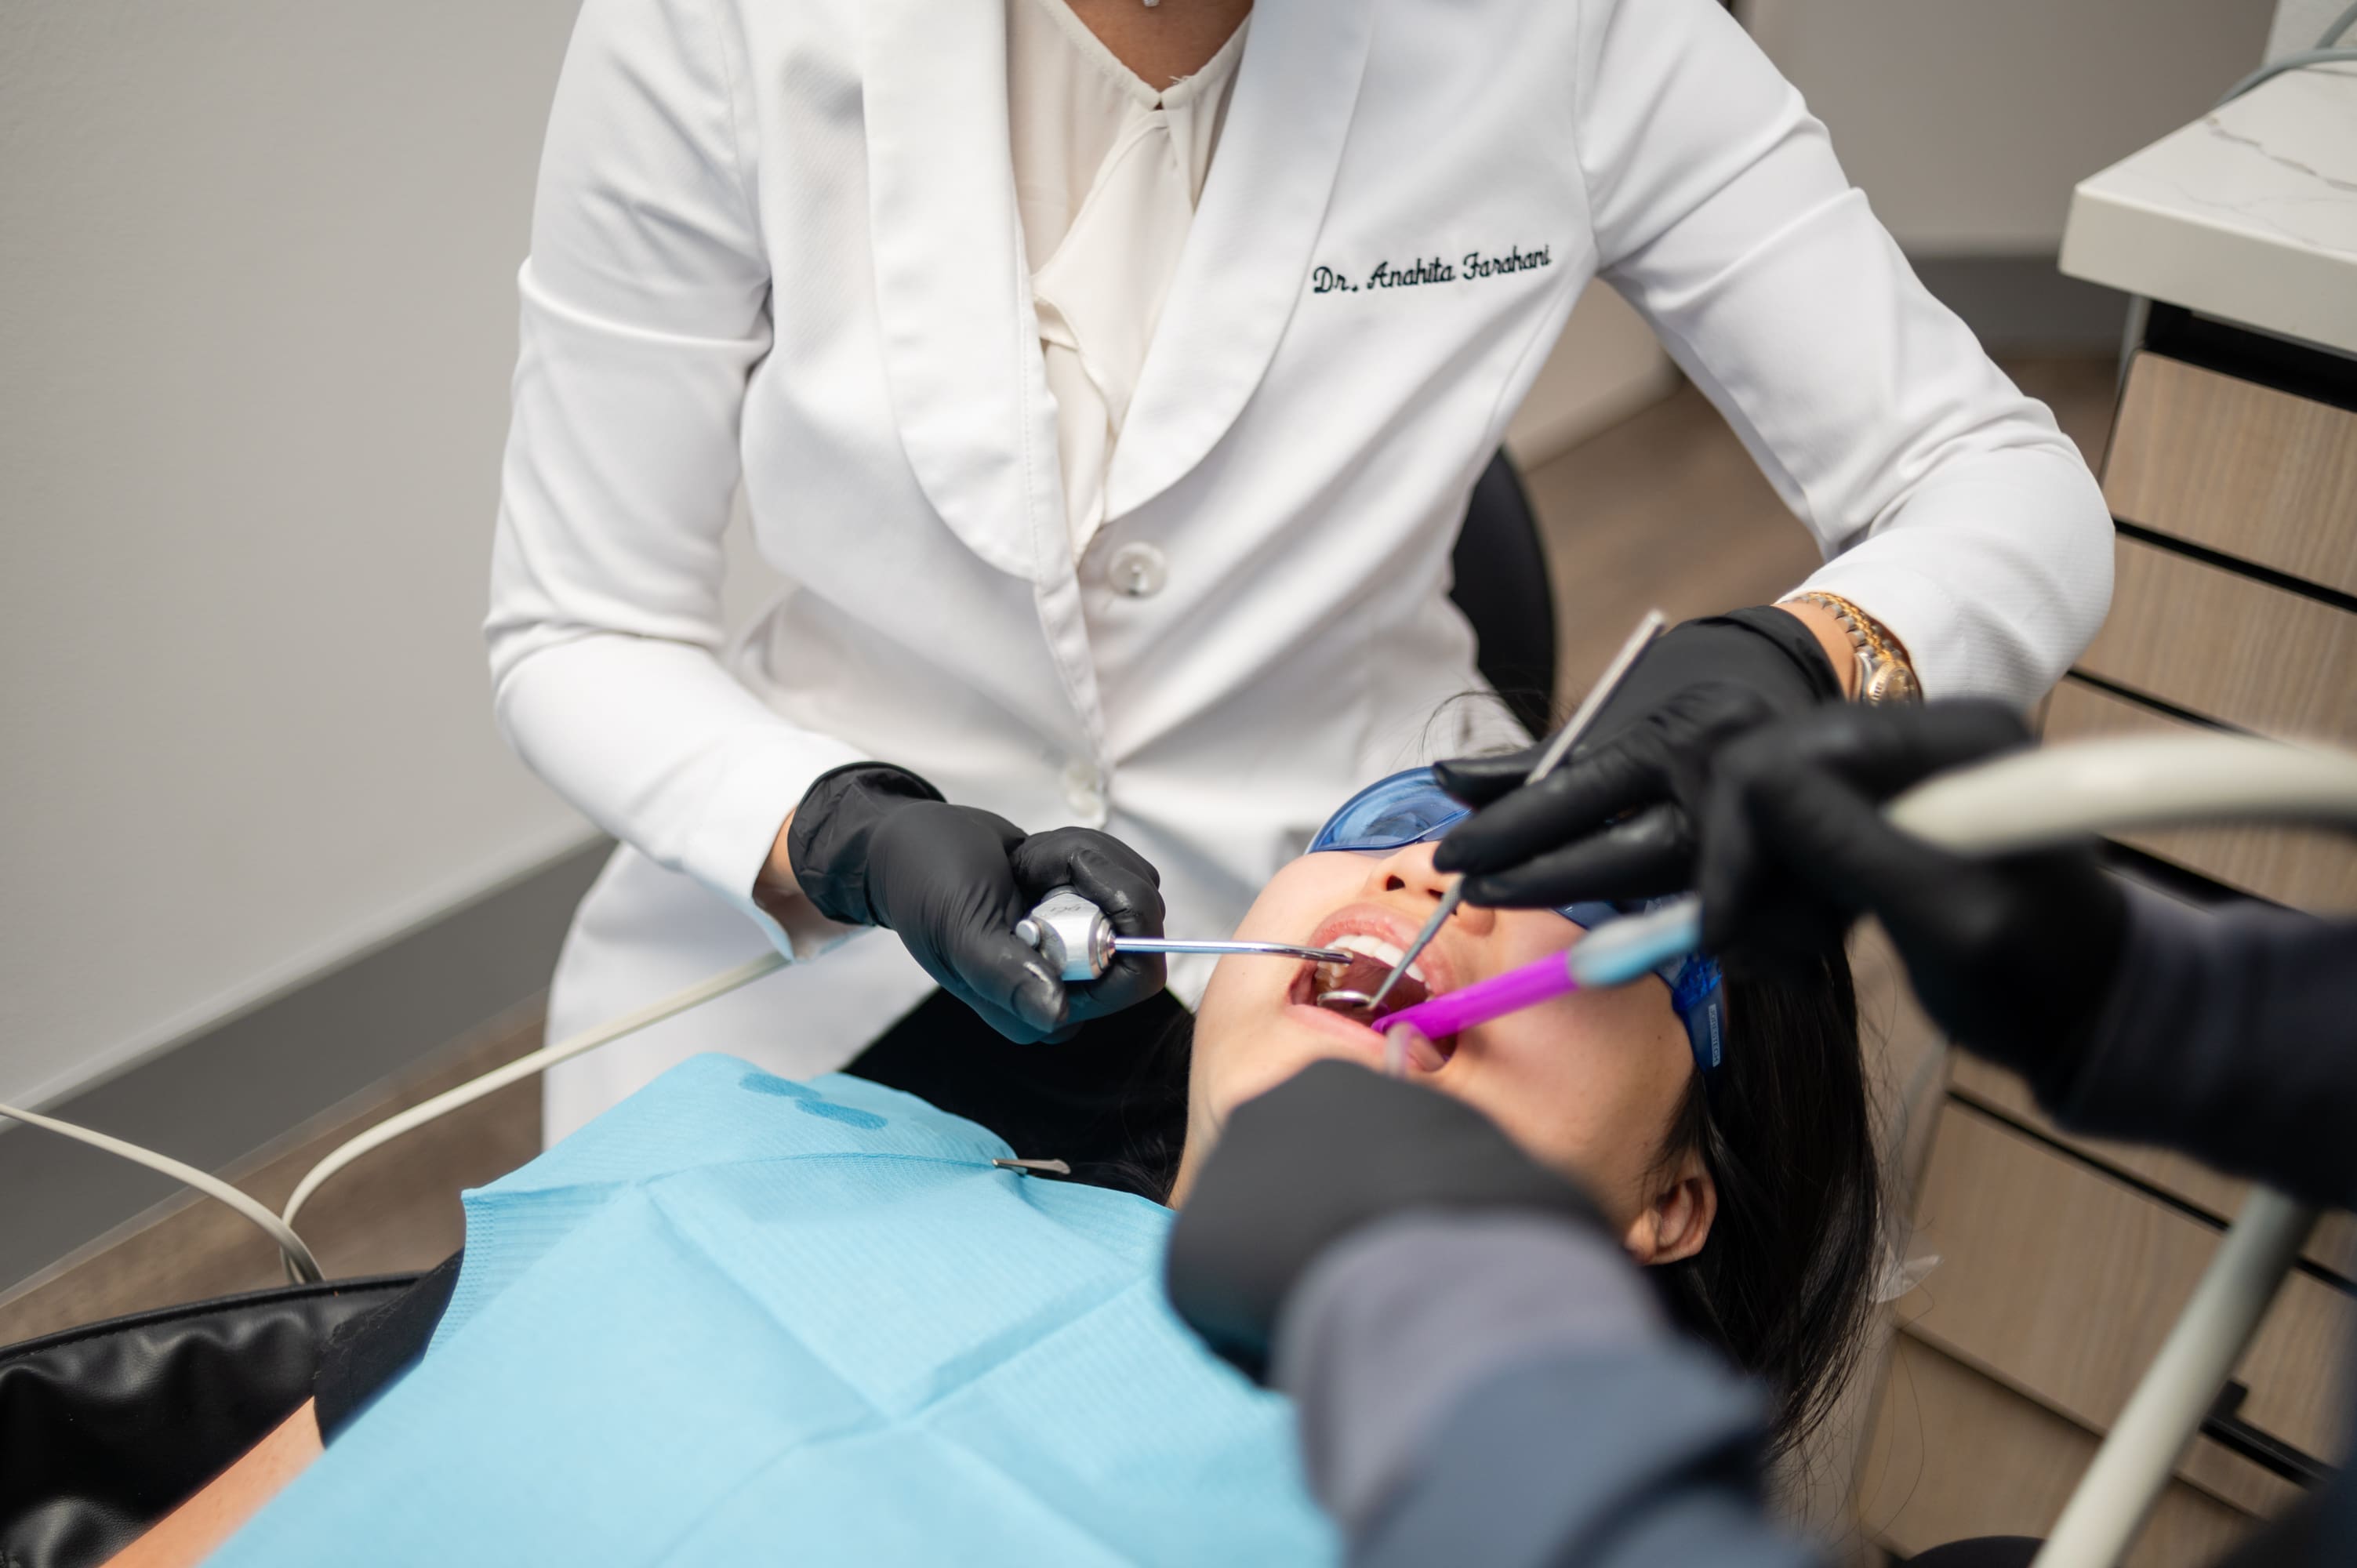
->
xmin=861 ymin=0 xmax=1066 ymax=583
xmin=1103 ymin=0 xmax=1375 ymax=521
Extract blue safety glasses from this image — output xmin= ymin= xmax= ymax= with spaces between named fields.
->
xmin=1309 ymin=766 xmax=1727 ymax=1076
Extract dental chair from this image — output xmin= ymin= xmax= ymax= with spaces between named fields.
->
xmin=0 ymin=450 xmax=1560 ymax=1568
xmin=1451 ymin=449 xmax=1558 ymax=739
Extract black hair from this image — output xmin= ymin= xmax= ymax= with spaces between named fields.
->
xmin=1092 ymin=948 xmax=1881 ymax=1466
xmin=1650 ymin=948 xmax=1881 ymax=1466
xmin=1089 ymin=1007 xmax=1198 ymax=1202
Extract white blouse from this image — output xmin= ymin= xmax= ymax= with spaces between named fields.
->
xmin=1006 ymin=0 xmax=1249 ymax=555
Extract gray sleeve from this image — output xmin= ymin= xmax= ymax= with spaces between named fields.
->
xmin=1273 ymin=1214 xmax=1821 ymax=1568
xmin=2041 ymin=888 xmax=2357 ymax=1210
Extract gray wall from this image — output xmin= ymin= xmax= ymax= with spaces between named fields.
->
xmin=1 ymin=2 xmax=594 ymax=1114
xmin=1749 ymin=0 xmax=2275 ymax=253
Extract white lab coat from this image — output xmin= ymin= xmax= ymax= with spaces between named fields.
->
xmin=489 ymin=0 xmax=2114 ymax=1141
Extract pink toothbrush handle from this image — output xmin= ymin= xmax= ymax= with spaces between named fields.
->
xmin=1374 ymin=950 xmax=1577 ymax=1038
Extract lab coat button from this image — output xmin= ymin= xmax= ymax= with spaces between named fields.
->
xmin=1107 ymin=543 xmax=1168 ymax=599
xmin=1062 ymin=761 xmax=1109 ymax=825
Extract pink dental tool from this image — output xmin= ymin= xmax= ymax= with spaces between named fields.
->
xmin=1371 ymin=947 xmax=1581 ymax=1045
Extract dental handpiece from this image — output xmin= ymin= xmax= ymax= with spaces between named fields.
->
xmin=1015 ymin=887 xmax=1353 ymax=984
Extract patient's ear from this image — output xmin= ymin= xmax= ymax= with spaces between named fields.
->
xmin=1622 ymin=1149 xmax=1716 ymax=1265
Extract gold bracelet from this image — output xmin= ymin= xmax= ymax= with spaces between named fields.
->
xmin=1787 ymin=591 xmax=1920 ymax=704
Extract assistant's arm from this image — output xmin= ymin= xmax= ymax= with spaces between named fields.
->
xmin=1276 ymin=1217 xmax=1818 ymax=1568
xmin=1699 ymin=702 xmax=2357 ymax=1211
xmin=1165 ymin=1064 xmax=1821 ymax=1568
xmin=1572 ymin=0 xmax=2112 ymax=702
xmin=2040 ymin=892 xmax=2357 ymax=1210
xmin=485 ymin=0 xmax=864 ymax=956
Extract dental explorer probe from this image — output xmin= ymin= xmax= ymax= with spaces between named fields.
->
xmin=1338 ymin=607 xmax=1668 ymax=1017
xmin=1015 ymin=886 xmax=1353 ymax=983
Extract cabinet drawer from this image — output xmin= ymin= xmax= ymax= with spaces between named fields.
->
xmin=2043 ymin=680 xmax=2357 ymax=911
xmin=1901 ymin=1105 xmax=2352 ymax=1514
xmin=2105 ymin=354 xmax=2357 ymax=597
xmin=2078 ymin=538 xmax=2357 ymax=742
xmin=1858 ymin=1335 xmax=2253 ymax=1567
xmin=1948 ymin=1054 xmax=2357 ymax=1278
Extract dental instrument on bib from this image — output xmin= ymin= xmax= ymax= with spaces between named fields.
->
xmin=1016 ymin=886 xmax=1352 ymax=982
xmin=1327 ymin=608 xmax=1669 ymax=1018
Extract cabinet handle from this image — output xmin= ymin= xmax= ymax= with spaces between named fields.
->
xmin=2203 ymin=1380 xmax=2334 ymax=1488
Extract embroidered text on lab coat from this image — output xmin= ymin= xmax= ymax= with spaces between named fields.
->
xmin=1311 ymin=245 xmax=1553 ymax=294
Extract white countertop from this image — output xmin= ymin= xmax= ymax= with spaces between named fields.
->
xmin=2061 ymin=62 xmax=2357 ymax=357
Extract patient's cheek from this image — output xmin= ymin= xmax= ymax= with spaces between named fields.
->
xmin=1193 ymin=857 xmax=1353 ymax=1025
xmin=1459 ymin=986 xmax=1691 ymax=1221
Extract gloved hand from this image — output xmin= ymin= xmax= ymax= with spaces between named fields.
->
xmin=1164 ymin=1059 xmax=1607 ymax=1381
xmin=787 ymin=764 xmax=1167 ymax=1043
xmin=1433 ymin=608 xmax=1843 ymax=909
xmin=1697 ymin=700 xmax=2129 ymax=1081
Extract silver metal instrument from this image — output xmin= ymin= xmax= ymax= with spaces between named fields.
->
xmin=1344 ymin=608 xmax=1669 ymax=1017
xmin=1015 ymin=887 xmax=1353 ymax=983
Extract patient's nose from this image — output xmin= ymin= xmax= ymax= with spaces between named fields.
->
xmin=1364 ymin=844 xmax=1496 ymax=935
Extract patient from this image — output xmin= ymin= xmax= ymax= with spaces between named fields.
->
xmin=115 ymin=774 xmax=1879 ymax=1567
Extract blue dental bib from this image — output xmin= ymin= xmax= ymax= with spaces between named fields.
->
xmin=213 ymin=1056 xmax=1335 ymax=1566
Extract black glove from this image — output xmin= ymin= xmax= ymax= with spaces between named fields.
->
xmin=1433 ymin=608 xmax=1843 ymax=909
xmin=1164 ymin=1059 xmax=1607 ymax=1381
xmin=787 ymin=764 xmax=1167 ymax=1043
xmin=1697 ymin=701 xmax=2130 ymax=1082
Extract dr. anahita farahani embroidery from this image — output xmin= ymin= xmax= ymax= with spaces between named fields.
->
xmin=1311 ymin=244 xmax=1553 ymax=294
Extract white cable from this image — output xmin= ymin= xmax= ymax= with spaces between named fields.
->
xmin=2211 ymin=4 xmax=2357 ymax=107
xmin=2032 ymin=1189 xmax=2317 ymax=1568
xmin=0 ymin=1100 xmax=324 ymax=1283
xmin=2214 ymin=47 xmax=2357 ymax=107
xmin=1886 ymin=730 xmax=2357 ymax=851
xmin=276 ymin=951 xmax=786 ymax=1257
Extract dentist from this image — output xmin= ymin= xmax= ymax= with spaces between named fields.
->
xmin=487 ymin=0 xmax=2112 ymax=1141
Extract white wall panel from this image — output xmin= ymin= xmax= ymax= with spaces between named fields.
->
xmin=1746 ymin=0 xmax=2274 ymax=252
xmin=0 ymin=1 xmax=593 ymax=1108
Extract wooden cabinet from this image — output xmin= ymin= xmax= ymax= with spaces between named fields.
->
xmin=1850 ymin=337 xmax=2356 ymax=1562
xmin=1901 ymin=1105 xmax=2349 ymax=1518
xmin=2103 ymin=354 xmax=2357 ymax=597
xmin=1857 ymin=1337 xmax=2253 ymax=1568
xmin=1947 ymin=1056 xmax=2357 ymax=1280
xmin=2078 ymin=539 xmax=2357 ymax=744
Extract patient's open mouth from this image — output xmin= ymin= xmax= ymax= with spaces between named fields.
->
xmin=1287 ymin=935 xmax=1458 ymax=1064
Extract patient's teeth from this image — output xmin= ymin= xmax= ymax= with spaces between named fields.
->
xmin=1324 ymin=934 xmax=1431 ymax=989
xmin=1332 ymin=934 xmax=1407 ymax=967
